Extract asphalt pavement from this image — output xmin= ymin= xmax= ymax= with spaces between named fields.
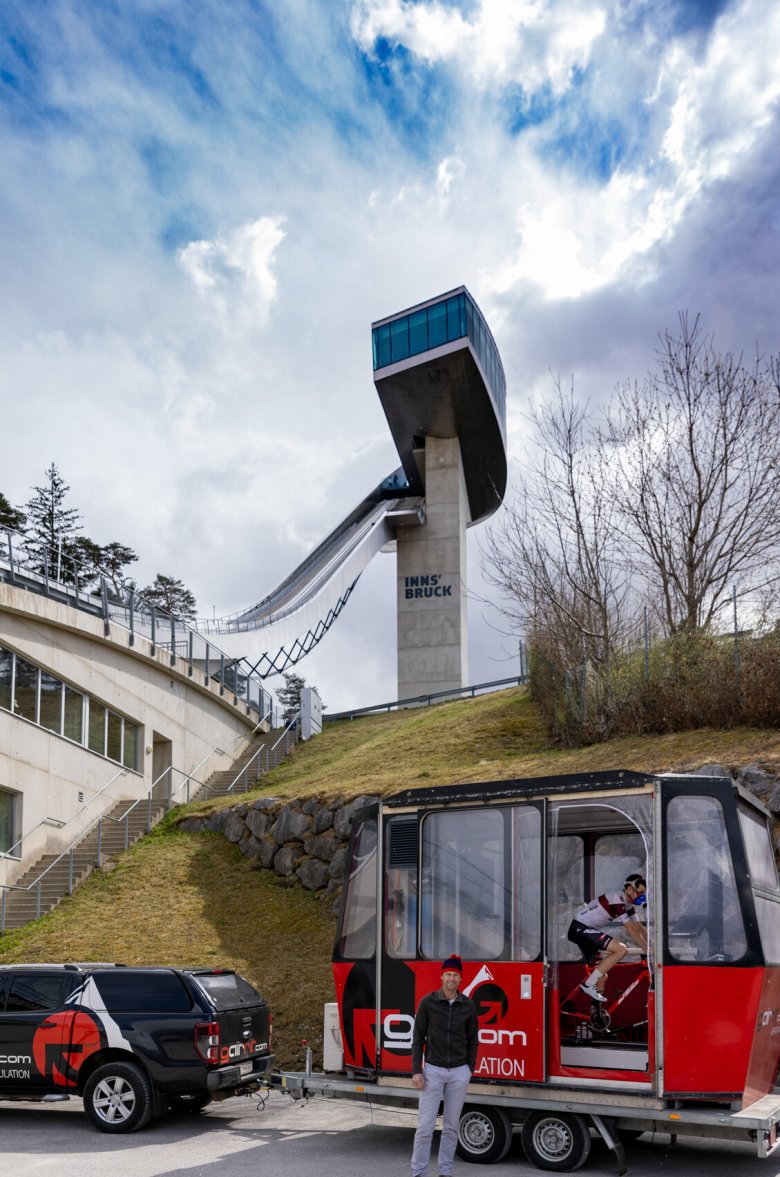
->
xmin=2 ymin=1089 xmax=778 ymax=1177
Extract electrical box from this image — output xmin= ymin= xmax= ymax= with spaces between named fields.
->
xmin=323 ymin=1002 xmax=343 ymax=1072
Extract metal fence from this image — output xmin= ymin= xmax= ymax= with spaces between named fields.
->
xmin=0 ymin=526 xmax=273 ymax=719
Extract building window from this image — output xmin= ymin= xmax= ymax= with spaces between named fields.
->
xmin=88 ymin=699 xmax=107 ymax=755
xmin=63 ymin=684 xmax=84 ymax=743
xmin=0 ymin=789 xmax=16 ymax=854
xmin=0 ymin=648 xmax=11 ymax=712
xmin=14 ymin=656 xmax=39 ymax=723
xmin=0 ymin=644 xmax=141 ymax=772
xmin=39 ymin=669 xmax=63 ymax=734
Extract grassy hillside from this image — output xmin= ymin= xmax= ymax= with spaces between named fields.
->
xmin=2 ymin=686 xmax=779 ymax=1069
xmin=184 ymin=687 xmax=780 ymax=815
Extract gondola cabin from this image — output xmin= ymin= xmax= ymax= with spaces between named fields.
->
xmin=333 ymin=771 xmax=780 ymax=1107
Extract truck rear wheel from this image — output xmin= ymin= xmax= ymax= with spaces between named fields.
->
xmin=456 ymin=1105 xmax=512 ymax=1163
xmin=520 ymin=1111 xmax=591 ymax=1171
xmin=83 ymin=1061 xmax=154 ymax=1133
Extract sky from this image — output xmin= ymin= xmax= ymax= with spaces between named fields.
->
xmin=1 ymin=0 xmax=779 ymax=711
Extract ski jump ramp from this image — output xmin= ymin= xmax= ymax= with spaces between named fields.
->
xmin=194 ymin=286 xmax=507 ymax=688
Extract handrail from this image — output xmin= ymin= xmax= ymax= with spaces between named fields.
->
xmin=0 ymin=766 xmax=128 ymax=861
xmin=0 ymin=718 xmax=268 ymax=866
xmin=324 ymin=675 xmax=528 ymax=721
xmin=0 ymin=707 xmax=288 ymax=931
xmin=222 ymin=709 xmax=300 ymax=795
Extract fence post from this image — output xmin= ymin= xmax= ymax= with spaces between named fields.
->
xmin=97 ymin=819 xmax=103 ymax=867
xmin=733 ymin=585 xmax=740 ymax=693
xmin=101 ymin=576 xmax=110 ymax=637
xmin=129 ymin=592 xmax=135 ymax=646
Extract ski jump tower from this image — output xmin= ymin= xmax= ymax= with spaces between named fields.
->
xmin=195 ymin=286 xmax=507 ymax=700
xmin=372 ymin=287 xmax=507 ymax=696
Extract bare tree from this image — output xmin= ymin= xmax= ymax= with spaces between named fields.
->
xmin=601 ymin=315 xmax=780 ymax=634
xmin=483 ymin=383 xmax=632 ymax=675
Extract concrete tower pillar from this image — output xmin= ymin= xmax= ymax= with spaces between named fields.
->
xmin=396 ymin=436 xmax=469 ymax=697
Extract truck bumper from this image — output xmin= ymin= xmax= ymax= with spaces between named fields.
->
xmin=207 ymin=1053 xmax=277 ymax=1092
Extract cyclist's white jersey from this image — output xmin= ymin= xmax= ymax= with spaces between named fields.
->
xmin=574 ymin=891 xmax=636 ymax=929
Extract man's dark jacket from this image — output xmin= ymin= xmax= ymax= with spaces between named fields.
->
xmin=412 ymin=988 xmax=479 ymax=1075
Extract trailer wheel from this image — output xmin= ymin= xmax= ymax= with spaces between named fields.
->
xmin=456 ymin=1105 xmax=512 ymax=1163
xmin=520 ymin=1111 xmax=591 ymax=1172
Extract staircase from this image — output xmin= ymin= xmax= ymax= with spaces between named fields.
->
xmin=197 ymin=725 xmax=299 ymax=798
xmin=1 ymin=722 xmax=300 ymax=933
xmin=0 ymin=796 xmax=166 ymax=932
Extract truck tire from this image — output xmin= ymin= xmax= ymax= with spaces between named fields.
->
xmin=520 ymin=1111 xmax=591 ymax=1171
xmin=456 ymin=1105 xmax=513 ymax=1163
xmin=83 ymin=1061 xmax=154 ymax=1133
xmin=168 ymin=1091 xmax=213 ymax=1114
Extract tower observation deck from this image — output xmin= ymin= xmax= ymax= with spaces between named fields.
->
xmin=194 ymin=286 xmax=507 ymax=694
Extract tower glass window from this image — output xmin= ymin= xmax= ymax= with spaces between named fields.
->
xmin=372 ymin=288 xmax=506 ymax=432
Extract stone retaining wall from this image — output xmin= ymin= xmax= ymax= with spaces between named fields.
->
xmin=176 ymin=762 xmax=780 ymax=904
xmin=177 ymin=793 xmax=379 ymax=906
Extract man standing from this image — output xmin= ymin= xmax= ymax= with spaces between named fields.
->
xmin=410 ymin=955 xmax=479 ymax=1177
xmin=567 ymin=873 xmax=648 ymax=1002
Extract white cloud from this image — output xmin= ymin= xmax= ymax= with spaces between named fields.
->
xmin=177 ymin=216 xmax=286 ymax=326
xmin=351 ymin=0 xmax=607 ymax=92
xmin=481 ymin=0 xmax=780 ymax=300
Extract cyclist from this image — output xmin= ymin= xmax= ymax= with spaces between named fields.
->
xmin=567 ymin=873 xmax=648 ymax=1003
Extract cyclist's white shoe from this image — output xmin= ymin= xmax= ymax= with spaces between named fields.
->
xmin=580 ymin=982 xmax=607 ymax=1003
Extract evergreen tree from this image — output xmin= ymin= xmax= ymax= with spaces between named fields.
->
xmin=0 ymin=492 xmax=26 ymax=531
xmin=98 ymin=541 xmax=139 ymax=600
xmin=61 ymin=535 xmax=103 ymax=589
xmin=137 ymin=573 xmax=197 ymax=620
xmin=24 ymin=463 xmax=82 ymax=576
xmin=277 ymin=671 xmax=322 ymax=722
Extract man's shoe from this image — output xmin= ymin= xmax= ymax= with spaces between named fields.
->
xmin=580 ymin=981 xmax=607 ymax=1003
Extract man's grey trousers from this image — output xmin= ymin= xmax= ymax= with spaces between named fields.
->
xmin=411 ymin=1063 xmax=472 ymax=1176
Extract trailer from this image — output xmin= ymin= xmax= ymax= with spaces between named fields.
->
xmin=277 ymin=770 xmax=780 ymax=1172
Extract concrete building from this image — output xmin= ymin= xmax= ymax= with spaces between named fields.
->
xmin=0 ymin=569 xmax=270 ymax=893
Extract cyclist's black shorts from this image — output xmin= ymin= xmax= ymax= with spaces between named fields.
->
xmin=567 ymin=919 xmax=614 ymax=964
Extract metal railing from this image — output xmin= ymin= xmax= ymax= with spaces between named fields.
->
xmin=0 ymin=526 xmax=274 ymax=718
xmin=324 ymin=675 xmax=528 ymax=722
xmin=0 ymin=711 xmax=294 ymax=933
xmin=0 ymin=766 xmax=130 ymax=864
xmin=221 ymin=710 xmax=300 ymax=795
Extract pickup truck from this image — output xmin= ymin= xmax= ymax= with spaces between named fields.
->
xmin=0 ymin=962 xmax=275 ymax=1132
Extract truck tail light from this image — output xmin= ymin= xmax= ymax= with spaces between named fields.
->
xmin=194 ymin=1021 xmax=220 ymax=1064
